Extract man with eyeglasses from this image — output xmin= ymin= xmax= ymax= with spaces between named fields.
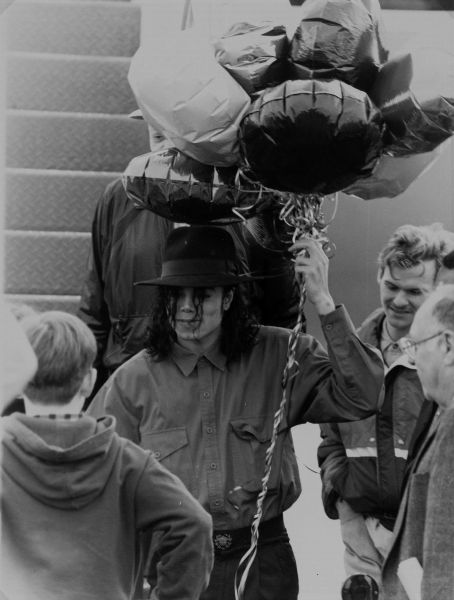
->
xmin=382 ymin=283 xmax=454 ymax=599
xmin=317 ymin=223 xmax=453 ymax=596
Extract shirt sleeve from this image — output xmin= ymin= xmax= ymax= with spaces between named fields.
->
xmin=317 ymin=422 xmax=347 ymax=519
xmin=287 ymin=305 xmax=385 ymax=424
xmin=78 ymin=184 xmax=113 ymax=368
xmin=135 ymin=452 xmax=214 ymax=600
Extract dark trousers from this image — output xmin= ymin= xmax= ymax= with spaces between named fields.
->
xmin=199 ymin=539 xmax=299 ymax=600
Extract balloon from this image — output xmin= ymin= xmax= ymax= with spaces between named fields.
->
xmin=122 ymin=150 xmax=286 ymax=224
xmin=128 ymin=29 xmax=251 ymax=167
xmin=289 ymin=0 xmax=386 ymax=93
xmin=213 ymin=21 xmax=290 ymax=95
xmin=239 ymin=79 xmax=385 ymax=195
xmin=343 ymin=149 xmax=440 ymax=200
xmin=342 ymin=48 xmax=454 ymax=199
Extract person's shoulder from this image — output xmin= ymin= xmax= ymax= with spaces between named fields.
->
xmin=115 ymin=349 xmax=151 ymax=375
xmin=358 ymin=307 xmax=384 ymax=330
xmin=95 ymin=177 xmax=128 ymax=216
xmin=256 ymin=324 xmax=292 ymax=339
xmin=112 ymin=433 xmax=155 ymax=473
xmin=255 ymin=324 xmax=306 ymax=347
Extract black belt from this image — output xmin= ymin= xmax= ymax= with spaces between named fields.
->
xmin=212 ymin=515 xmax=288 ymax=555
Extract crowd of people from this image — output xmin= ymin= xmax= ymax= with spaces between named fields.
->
xmin=2 ymin=188 xmax=454 ymax=600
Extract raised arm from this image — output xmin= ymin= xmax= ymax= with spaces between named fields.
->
xmin=286 ymin=238 xmax=384 ymax=423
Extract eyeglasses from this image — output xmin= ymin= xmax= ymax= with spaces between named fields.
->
xmin=398 ymin=331 xmax=446 ymax=362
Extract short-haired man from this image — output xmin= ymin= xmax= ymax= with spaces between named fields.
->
xmin=1 ymin=310 xmax=213 ymax=600
xmin=382 ymin=284 xmax=454 ymax=598
xmin=88 ymin=225 xmax=385 ymax=599
xmin=317 ymin=223 xmax=452 ymax=593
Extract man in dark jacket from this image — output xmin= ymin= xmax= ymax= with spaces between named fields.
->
xmin=78 ymin=178 xmax=300 ymax=397
xmin=382 ymin=284 xmax=454 ymax=599
xmin=318 ymin=223 xmax=451 ymax=593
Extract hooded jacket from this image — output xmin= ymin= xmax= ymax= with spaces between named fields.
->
xmin=317 ymin=308 xmax=426 ymax=529
xmin=1 ymin=413 xmax=213 ymax=600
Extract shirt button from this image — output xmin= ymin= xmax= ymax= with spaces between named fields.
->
xmin=398 ymin=439 xmax=404 ymax=445
xmin=325 ymin=323 xmax=333 ymax=331
xmin=203 ymin=392 xmax=210 ymax=399
xmin=154 ymin=451 xmax=161 ymax=459
xmin=206 ymin=427 xmax=213 ymax=434
xmin=369 ymin=437 xmax=375 ymax=443
xmin=214 ymin=500 xmax=221 ymax=506
xmin=210 ymin=462 xmax=217 ymax=470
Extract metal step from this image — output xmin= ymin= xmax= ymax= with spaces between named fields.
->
xmin=4 ymin=230 xmax=91 ymax=295
xmin=6 ymin=109 xmax=150 ymax=171
xmin=5 ymin=294 xmax=81 ymax=315
xmin=7 ymin=52 xmax=136 ymax=114
xmin=5 ymin=0 xmax=142 ymax=57
xmin=5 ymin=167 xmax=120 ymax=232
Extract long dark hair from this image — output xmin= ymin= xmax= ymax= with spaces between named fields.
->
xmin=146 ymin=285 xmax=259 ymax=363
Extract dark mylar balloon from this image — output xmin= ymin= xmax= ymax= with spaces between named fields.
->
xmin=239 ymin=79 xmax=385 ymax=195
xmin=369 ymin=50 xmax=454 ymax=157
xmin=289 ymin=0 xmax=386 ymax=93
xmin=342 ymin=48 xmax=454 ymax=200
xmin=343 ymin=150 xmax=440 ymax=200
xmin=122 ymin=149 xmax=286 ymax=224
xmin=214 ymin=22 xmax=290 ymax=96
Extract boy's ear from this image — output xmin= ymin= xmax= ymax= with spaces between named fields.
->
xmin=80 ymin=368 xmax=97 ymax=399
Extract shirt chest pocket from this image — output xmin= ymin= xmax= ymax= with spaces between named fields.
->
xmin=141 ymin=427 xmax=195 ymax=494
xmin=229 ymin=415 xmax=287 ymax=493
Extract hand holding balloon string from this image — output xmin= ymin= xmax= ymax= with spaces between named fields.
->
xmin=279 ymin=194 xmax=337 ymax=317
xmin=291 ymin=238 xmax=336 ymax=315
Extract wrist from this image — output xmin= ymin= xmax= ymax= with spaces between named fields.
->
xmin=313 ymin=294 xmax=336 ymax=315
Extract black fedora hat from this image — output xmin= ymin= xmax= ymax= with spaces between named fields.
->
xmin=135 ymin=226 xmax=261 ymax=287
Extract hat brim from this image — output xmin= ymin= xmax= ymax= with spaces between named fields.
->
xmin=134 ymin=273 xmax=264 ymax=287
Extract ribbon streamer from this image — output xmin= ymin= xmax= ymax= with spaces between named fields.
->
xmin=234 ymin=193 xmax=337 ymax=599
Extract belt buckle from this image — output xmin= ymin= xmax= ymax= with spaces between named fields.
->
xmin=213 ymin=532 xmax=233 ymax=551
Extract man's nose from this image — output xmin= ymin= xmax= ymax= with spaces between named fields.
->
xmin=393 ymin=290 xmax=409 ymax=306
xmin=179 ymin=290 xmax=195 ymax=311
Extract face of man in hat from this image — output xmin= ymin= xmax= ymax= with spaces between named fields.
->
xmin=172 ymin=286 xmax=234 ymax=350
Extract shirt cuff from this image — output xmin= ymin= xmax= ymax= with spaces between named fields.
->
xmin=319 ymin=304 xmax=355 ymax=337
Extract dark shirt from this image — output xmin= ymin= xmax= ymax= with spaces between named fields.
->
xmin=88 ymin=306 xmax=384 ymax=529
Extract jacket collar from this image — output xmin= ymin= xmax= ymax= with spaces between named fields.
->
xmin=357 ymin=308 xmax=416 ymax=374
xmin=170 ymin=341 xmax=227 ymax=376
xmin=385 ymin=352 xmax=416 ymax=375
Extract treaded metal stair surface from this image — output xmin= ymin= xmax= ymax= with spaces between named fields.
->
xmin=7 ymin=53 xmax=137 ymax=114
xmin=5 ymin=231 xmax=91 ymax=295
xmin=5 ymin=0 xmax=148 ymax=312
xmin=6 ymin=1 xmax=142 ymax=57
xmin=5 ymin=169 xmax=119 ymax=232
xmin=7 ymin=111 xmax=150 ymax=172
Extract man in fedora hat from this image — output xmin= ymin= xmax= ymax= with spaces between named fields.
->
xmin=88 ymin=225 xmax=384 ymax=600
xmin=78 ymin=178 xmax=301 ymax=403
